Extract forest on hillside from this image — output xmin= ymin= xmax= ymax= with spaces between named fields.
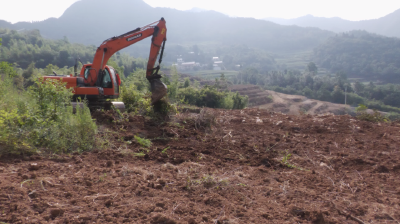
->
xmin=0 ymin=28 xmax=149 ymax=77
xmin=0 ymin=28 xmax=278 ymax=74
xmin=232 ymin=63 xmax=400 ymax=118
xmin=313 ymin=30 xmax=400 ymax=82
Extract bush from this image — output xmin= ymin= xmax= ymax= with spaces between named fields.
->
xmin=366 ymin=100 xmax=400 ymax=114
xmin=120 ymin=83 xmax=152 ymax=114
xmin=0 ymin=73 xmax=97 ymax=154
xmin=355 ymin=104 xmax=388 ymax=122
xmin=177 ymin=86 xmax=248 ymax=109
xmin=346 ymin=93 xmax=365 ymax=106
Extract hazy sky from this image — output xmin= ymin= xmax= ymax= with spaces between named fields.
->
xmin=1 ymin=0 xmax=400 ymax=23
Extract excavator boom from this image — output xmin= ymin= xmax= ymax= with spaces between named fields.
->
xmin=86 ymin=18 xmax=168 ymax=103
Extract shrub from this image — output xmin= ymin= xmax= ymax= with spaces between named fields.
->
xmin=120 ymin=83 xmax=152 ymax=115
xmin=28 ymin=78 xmax=73 ymax=120
xmin=355 ymin=104 xmax=388 ymax=122
xmin=134 ymin=136 xmax=152 ymax=148
xmin=0 ymin=74 xmax=97 ymax=154
xmin=177 ymin=86 xmax=247 ymax=109
xmin=153 ymin=98 xmax=178 ymax=117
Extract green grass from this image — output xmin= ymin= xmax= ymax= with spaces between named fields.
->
xmin=134 ymin=136 xmax=152 ymax=148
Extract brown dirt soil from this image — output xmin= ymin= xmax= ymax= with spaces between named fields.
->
xmin=228 ymin=85 xmax=364 ymax=116
xmin=1 ymin=108 xmax=400 ymax=224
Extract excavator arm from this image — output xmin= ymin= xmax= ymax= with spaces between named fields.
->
xmin=85 ymin=18 xmax=168 ymax=103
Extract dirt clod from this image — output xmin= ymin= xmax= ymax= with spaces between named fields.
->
xmin=106 ymin=160 xmax=113 ymax=167
xmin=50 ymin=208 xmax=64 ymax=218
xmin=29 ymin=163 xmax=40 ymax=171
xmin=151 ymin=214 xmax=177 ymax=224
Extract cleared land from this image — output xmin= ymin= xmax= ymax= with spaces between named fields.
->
xmin=1 ymin=107 xmax=399 ymax=223
xmin=229 ymin=84 xmax=359 ymax=116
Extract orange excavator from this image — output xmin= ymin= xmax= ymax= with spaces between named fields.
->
xmin=44 ymin=18 xmax=168 ymax=110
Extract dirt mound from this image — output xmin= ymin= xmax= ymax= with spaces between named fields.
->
xmin=1 ymin=108 xmax=400 ymax=223
xmin=229 ymin=84 xmax=360 ymax=116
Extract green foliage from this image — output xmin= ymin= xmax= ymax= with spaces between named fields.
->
xmin=280 ymin=150 xmax=305 ymax=170
xmin=121 ymin=69 xmax=178 ymax=117
xmin=161 ymin=146 xmax=170 ymax=154
xmin=133 ymin=152 xmax=146 ymax=157
xmin=255 ymin=66 xmax=400 ymax=114
xmin=306 ymin=62 xmax=318 ymax=74
xmin=313 ymin=30 xmax=400 ymax=82
xmin=355 ymin=104 xmax=368 ymax=112
xmin=167 ymin=66 xmax=180 ymax=100
xmin=0 ymin=70 xmax=97 ymax=154
xmin=0 ymin=61 xmax=18 ymax=78
xmin=281 ymin=151 xmax=294 ymax=168
xmin=43 ymin=64 xmax=59 ymax=76
xmin=126 ymin=69 xmax=150 ymax=92
xmin=176 ymin=86 xmax=247 ymax=109
xmin=183 ymin=77 xmax=190 ymax=88
xmin=232 ymin=92 xmax=248 ymax=109
xmin=120 ymin=83 xmax=152 ymax=115
xmin=28 ymin=78 xmax=73 ymax=119
xmin=153 ymin=99 xmax=178 ymax=117
xmin=134 ymin=136 xmax=152 ymax=148
xmin=0 ymin=28 xmax=143 ymax=78
xmin=356 ymin=104 xmax=389 ymax=122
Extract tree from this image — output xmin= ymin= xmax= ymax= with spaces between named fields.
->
xmin=0 ymin=61 xmax=18 ymax=77
xmin=22 ymin=62 xmax=38 ymax=86
xmin=354 ymin=81 xmax=365 ymax=94
xmin=220 ymin=73 xmax=226 ymax=81
xmin=44 ymin=64 xmax=60 ymax=76
xmin=331 ymin=86 xmax=345 ymax=104
xmin=183 ymin=77 xmax=190 ymax=88
xmin=303 ymin=87 xmax=313 ymax=98
xmin=306 ymin=62 xmax=318 ymax=74
xmin=232 ymin=92 xmax=247 ymax=109
xmin=383 ymin=93 xmax=400 ymax=107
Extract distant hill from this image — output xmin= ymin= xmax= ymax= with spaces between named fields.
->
xmin=313 ymin=30 xmax=400 ymax=81
xmin=185 ymin=7 xmax=209 ymax=13
xmin=264 ymin=9 xmax=400 ymax=38
xmin=0 ymin=0 xmax=333 ymax=57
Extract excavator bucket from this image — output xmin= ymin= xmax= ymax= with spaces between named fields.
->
xmin=149 ymin=78 xmax=168 ymax=104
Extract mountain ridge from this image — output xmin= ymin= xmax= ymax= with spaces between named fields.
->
xmin=0 ymin=0 xmax=333 ymax=56
xmin=264 ymin=8 xmax=400 ymax=37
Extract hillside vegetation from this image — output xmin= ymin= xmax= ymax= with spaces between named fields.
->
xmin=0 ymin=0 xmax=333 ymax=63
xmin=313 ymin=30 xmax=400 ymax=82
xmin=0 ymin=28 xmax=149 ymax=78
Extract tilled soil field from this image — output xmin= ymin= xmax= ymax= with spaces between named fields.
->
xmin=1 ymin=108 xmax=400 ymax=224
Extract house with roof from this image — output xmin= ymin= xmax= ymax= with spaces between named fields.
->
xmin=212 ymin=57 xmax=225 ymax=71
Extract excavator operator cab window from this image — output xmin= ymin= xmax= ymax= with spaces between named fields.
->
xmin=102 ymin=69 xmax=112 ymax=88
xmin=84 ymin=66 xmax=91 ymax=80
